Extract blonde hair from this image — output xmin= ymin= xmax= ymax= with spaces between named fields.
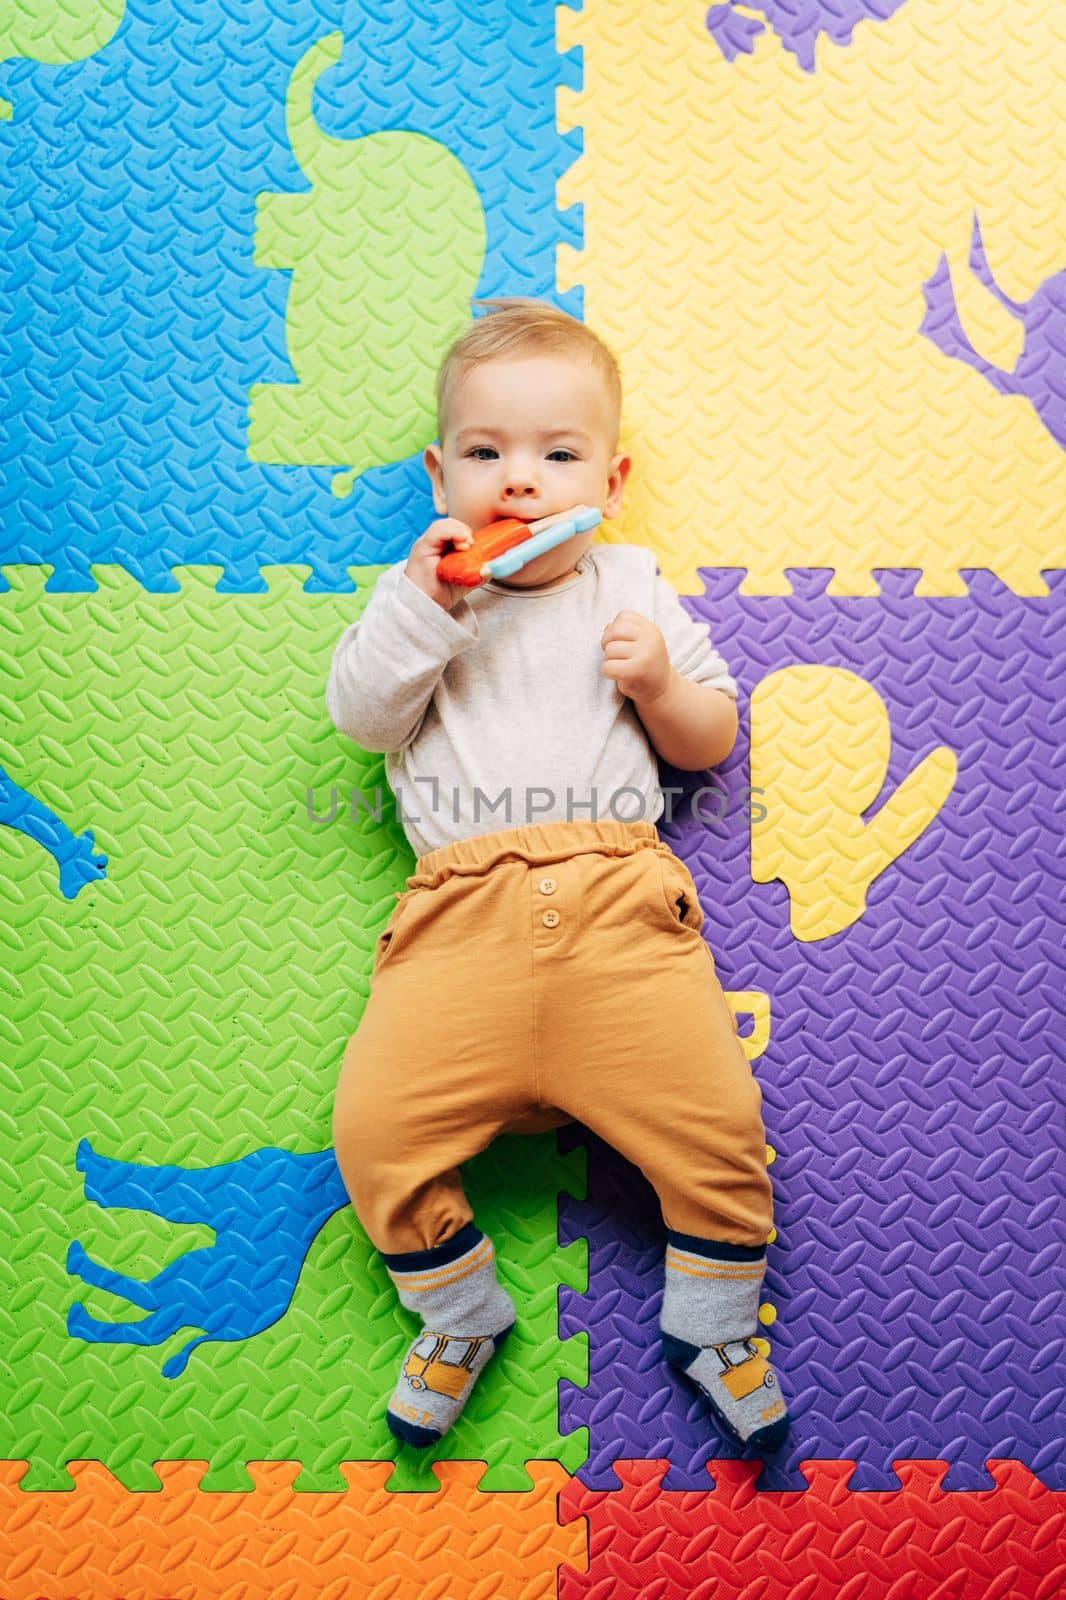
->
xmin=435 ymin=297 xmax=622 ymax=449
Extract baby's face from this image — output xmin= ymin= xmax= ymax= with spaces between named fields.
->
xmin=424 ymin=354 xmax=630 ymax=589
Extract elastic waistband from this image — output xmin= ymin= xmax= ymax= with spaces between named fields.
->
xmin=408 ymin=820 xmax=667 ymax=891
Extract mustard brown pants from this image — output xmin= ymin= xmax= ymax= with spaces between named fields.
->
xmin=332 ymin=820 xmax=773 ymax=1256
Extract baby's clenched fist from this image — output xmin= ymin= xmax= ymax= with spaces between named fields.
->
xmin=406 ymin=519 xmax=477 ymax=611
xmin=600 ymin=609 xmax=673 ymax=703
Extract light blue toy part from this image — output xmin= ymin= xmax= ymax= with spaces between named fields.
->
xmin=484 ymin=505 xmax=602 ymax=579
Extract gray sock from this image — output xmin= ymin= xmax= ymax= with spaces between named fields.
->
xmin=660 ymin=1232 xmax=790 ymax=1453
xmin=381 ymin=1224 xmax=516 ymax=1448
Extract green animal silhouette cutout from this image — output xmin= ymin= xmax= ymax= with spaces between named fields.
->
xmin=251 ymin=32 xmax=487 ymax=497
xmin=1 ymin=0 xmax=124 ymax=119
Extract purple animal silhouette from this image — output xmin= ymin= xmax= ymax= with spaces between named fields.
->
xmin=0 ymin=765 xmax=107 ymax=898
xmin=920 ymin=213 xmax=1066 ymax=451
xmin=67 ymin=1137 xmax=350 ymax=1376
xmin=706 ymin=0 xmax=910 ymax=74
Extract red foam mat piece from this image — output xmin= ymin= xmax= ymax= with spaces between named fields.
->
xmin=559 ymin=1458 xmax=1066 ymax=1599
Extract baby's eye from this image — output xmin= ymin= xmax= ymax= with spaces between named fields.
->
xmin=548 ymin=449 xmax=577 ymax=462
xmin=466 ymin=446 xmax=498 ymax=460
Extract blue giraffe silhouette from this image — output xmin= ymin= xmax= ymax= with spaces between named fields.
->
xmin=0 ymin=765 xmax=108 ymax=898
xmin=67 ymin=1138 xmax=351 ymax=1377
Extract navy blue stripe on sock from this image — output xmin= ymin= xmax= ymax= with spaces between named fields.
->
xmin=666 ymin=1230 xmax=766 ymax=1262
xmin=380 ymin=1222 xmax=485 ymax=1273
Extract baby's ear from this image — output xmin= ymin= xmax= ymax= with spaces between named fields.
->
xmin=604 ymin=451 xmax=631 ymax=516
xmin=423 ymin=444 xmax=448 ymax=513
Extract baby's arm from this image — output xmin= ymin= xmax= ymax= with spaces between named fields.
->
xmin=625 ymin=567 xmax=740 ymax=770
xmin=326 ymin=538 xmax=480 ymax=753
xmin=632 ymin=672 xmax=738 ymax=771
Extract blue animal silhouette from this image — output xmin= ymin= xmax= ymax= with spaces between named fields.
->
xmin=67 ymin=1138 xmax=350 ymax=1376
xmin=0 ymin=765 xmax=108 ymax=898
xmin=921 ymin=213 xmax=1066 ymax=451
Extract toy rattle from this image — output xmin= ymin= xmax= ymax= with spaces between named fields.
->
xmin=436 ymin=504 xmax=602 ymax=587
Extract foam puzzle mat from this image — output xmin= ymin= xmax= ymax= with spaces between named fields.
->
xmin=1 ymin=0 xmax=1063 ymax=1595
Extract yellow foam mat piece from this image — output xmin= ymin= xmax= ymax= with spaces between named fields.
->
xmin=557 ymin=0 xmax=1066 ymax=596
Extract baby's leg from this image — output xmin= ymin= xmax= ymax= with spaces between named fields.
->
xmin=537 ymin=849 xmax=789 ymax=1452
xmin=333 ymin=897 xmax=538 ymax=1449
xmin=553 ymin=998 xmax=788 ymax=1451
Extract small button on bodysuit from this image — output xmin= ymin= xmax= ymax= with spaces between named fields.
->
xmin=539 ymin=877 xmax=557 ymax=894
xmin=541 ymin=909 xmax=560 ymax=927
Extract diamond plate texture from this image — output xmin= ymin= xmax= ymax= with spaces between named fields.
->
xmin=0 ymin=0 xmax=125 ymax=122
xmin=559 ymin=1458 xmax=1066 ymax=1600
xmin=558 ymin=0 xmax=1066 ymax=596
xmin=0 ymin=0 xmax=584 ymax=589
xmin=0 ymin=1458 xmax=587 ymax=1599
xmin=3 ymin=0 xmax=1065 ymax=1589
xmin=0 ymin=566 xmax=586 ymax=1492
xmin=560 ymin=569 xmax=1065 ymax=1491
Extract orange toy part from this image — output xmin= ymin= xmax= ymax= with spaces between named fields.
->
xmin=436 ymin=517 xmax=535 ymax=587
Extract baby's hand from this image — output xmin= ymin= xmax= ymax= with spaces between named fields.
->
xmin=405 ymin=518 xmax=476 ymax=611
xmin=600 ymin=610 xmax=673 ymax=703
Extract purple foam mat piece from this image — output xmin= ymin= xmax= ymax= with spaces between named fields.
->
xmin=559 ymin=568 xmax=1065 ymax=1492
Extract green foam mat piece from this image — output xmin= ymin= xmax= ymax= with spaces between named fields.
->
xmin=0 ymin=565 xmax=588 ymax=1493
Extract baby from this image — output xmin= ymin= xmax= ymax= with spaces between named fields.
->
xmin=326 ymin=296 xmax=790 ymax=1454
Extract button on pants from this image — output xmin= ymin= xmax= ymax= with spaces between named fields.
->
xmin=332 ymin=820 xmax=773 ymax=1255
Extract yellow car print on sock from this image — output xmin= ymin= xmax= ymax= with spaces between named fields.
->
xmin=712 ymin=1339 xmax=776 ymax=1403
xmin=402 ymin=1332 xmax=493 ymax=1402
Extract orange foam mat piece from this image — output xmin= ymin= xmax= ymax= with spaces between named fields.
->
xmin=559 ymin=1459 xmax=1066 ymax=1600
xmin=0 ymin=1459 xmax=587 ymax=1600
